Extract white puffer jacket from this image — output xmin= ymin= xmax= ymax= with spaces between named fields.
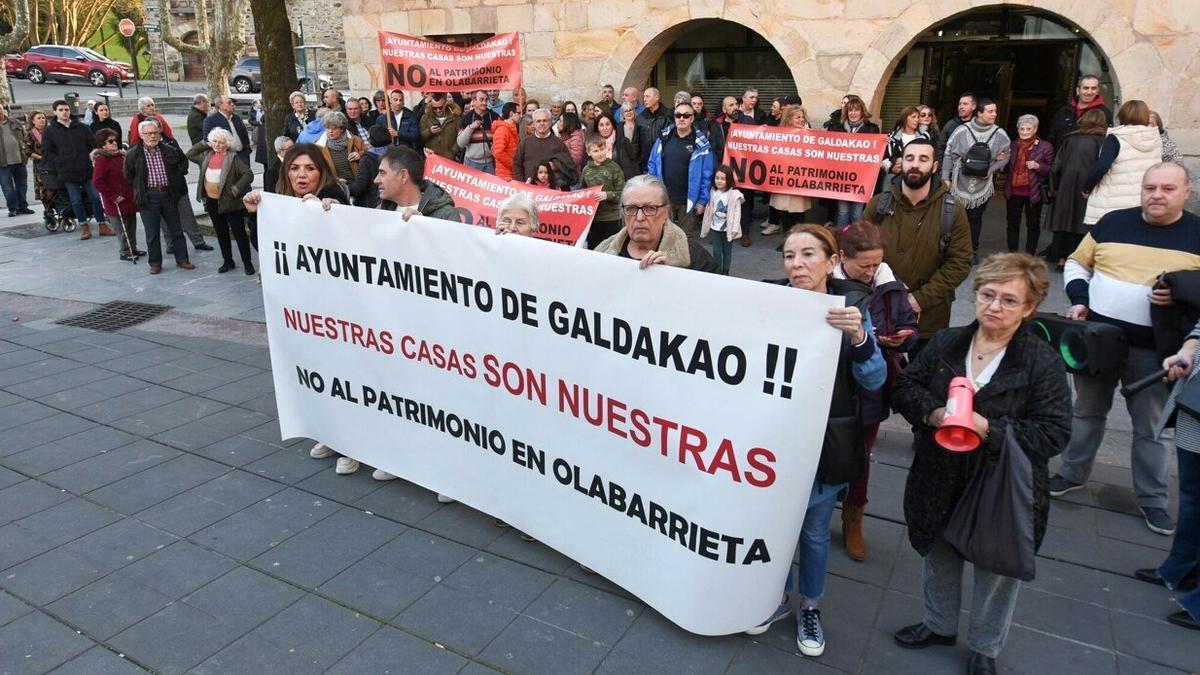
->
xmin=1084 ymin=125 xmax=1162 ymax=224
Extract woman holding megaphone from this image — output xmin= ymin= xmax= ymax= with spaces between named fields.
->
xmin=890 ymin=253 xmax=1071 ymax=675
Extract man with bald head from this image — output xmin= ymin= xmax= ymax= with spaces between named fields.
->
xmin=1054 ymin=162 xmax=1200 ymax=537
xmin=612 ymin=86 xmax=644 ymax=123
xmin=636 ymin=87 xmax=670 ymax=171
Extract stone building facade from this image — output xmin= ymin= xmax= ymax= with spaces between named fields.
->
xmin=337 ymin=0 xmax=1199 ymax=182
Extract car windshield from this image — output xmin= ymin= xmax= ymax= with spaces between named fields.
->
xmin=242 ymin=59 xmax=259 ymax=68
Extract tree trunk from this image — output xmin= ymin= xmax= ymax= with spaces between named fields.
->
xmin=0 ymin=0 xmax=30 ymax=108
xmin=160 ymin=0 xmax=246 ymax=96
xmin=248 ymin=0 xmax=296 ymax=149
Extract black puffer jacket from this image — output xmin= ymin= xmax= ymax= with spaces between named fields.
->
xmin=892 ymin=323 xmax=1071 ymax=556
xmin=41 ymin=119 xmax=96 ymax=183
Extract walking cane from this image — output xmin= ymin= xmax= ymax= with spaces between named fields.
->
xmin=117 ymin=205 xmax=138 ymax=265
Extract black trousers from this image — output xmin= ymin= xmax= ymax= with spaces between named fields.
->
xmin=1005 ymin=196 xmax=1042 ymax=254
xmin=966 ymin=203 xmax=987 ymax=253
xmin=586 ymin=219 xmax=621 ymax=250
xmin=205 ymin=197 xmax=253 ymax=266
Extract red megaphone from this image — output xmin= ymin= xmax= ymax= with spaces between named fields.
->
xmin=935 ymin=376 xmax=981 ymax=453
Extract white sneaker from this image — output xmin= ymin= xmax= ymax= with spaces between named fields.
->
xmin=436 ymin=494 xmax=456 ymax=504
xmin=335 ymin=457 xmax=360 ymax=474
xmin=309 ymin=442 xmax=335 ymax=459
xmin=796 ymin=607 xmax=826 ymax=656
xmin=744 ymin=594 xmax=793 ymax=635
xmin=761 ymin=223 xmax=782 ymax=235
xmin=372 ymin=469 xmax=397 ymax=481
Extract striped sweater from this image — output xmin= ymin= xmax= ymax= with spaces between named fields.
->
xmin=1064 ymin=207 xmax=1200 ymax=347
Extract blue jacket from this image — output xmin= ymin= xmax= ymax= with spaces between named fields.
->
xmin=371 ymin=109 xmax=421 ymax=151
xmin=646 ymin=125 xmax=714 ymax=212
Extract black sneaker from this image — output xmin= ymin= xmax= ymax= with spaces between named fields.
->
xmin=15 ymin=207 xmax=34 ymax=215
xmin=1048 ymin=474 xmax=1084 ymax=497
xmin=1140 ymin=507 xmax=1176 ymax=536
xmin=195 ymin=242 xmax=214 ymax=251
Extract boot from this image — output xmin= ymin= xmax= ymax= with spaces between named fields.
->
xmin=98 ymin=221 xmax=116 ymax=236
xmin=79 ymin=223 xmax=92 ymax=240
xmin=842 ymin=504 xmax=867 ymax=561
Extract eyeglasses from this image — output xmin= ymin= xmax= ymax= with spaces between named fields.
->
xmin=674 ymin=112 xmax=693 ymax=119
xmin=975 ymin=289 xmax=1025 ymax=311
xmin=103 ymin=139 xmax=117 ymax=145
xmin=622 ymin=204 xmax=665 ymax=218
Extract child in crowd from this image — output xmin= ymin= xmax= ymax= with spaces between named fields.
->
xmin=582 ymin=134 xmax=626 ymax=249
xmin=531 ymin=161 xmax=559 ymax=190
xmin=700 ymin=165 xmax=743 ymax=275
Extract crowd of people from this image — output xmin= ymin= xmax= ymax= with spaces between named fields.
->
xmin=0 ymin=70 xmax=1196 ymax=673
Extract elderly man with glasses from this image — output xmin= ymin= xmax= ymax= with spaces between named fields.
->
xmin=593 ymin=174 xmax=720 ymax=273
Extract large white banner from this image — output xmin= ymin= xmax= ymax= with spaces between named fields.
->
xmin=259 ymin=193 xmax=843 ymax=635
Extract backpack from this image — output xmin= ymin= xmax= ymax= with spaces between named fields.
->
xmin=960 ymin=127 xmax=999 ymax=177
xmin=872 ymin=185 xmax=957 ymax=257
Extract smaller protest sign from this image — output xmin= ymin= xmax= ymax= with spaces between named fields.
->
xmin=378 ymin=32 xmax=522 ymax=93
xmin=425 ymin=154 xmax=601 ymax=247
xmin=722 ymin=124 xmax=888 ymax=203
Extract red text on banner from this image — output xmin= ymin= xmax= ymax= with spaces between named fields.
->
xmin=722 ymin=124 xmax=888 ymax=203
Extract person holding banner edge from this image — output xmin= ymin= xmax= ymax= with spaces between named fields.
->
xmin=890 ymin=253 xmax=1071 ymax=675
xmin=746 ymin=224 xmax=885 ymax=657
xmin=594 ymin=175 xmax=719 ymax=273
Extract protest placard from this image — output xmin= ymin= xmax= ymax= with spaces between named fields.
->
xmin=378 ymin=32 xmax=521 ymax=93
xmin=722 ymin=123 xmax=888 ymax=203
xmin=425 ymin=154 xmax=600 ymax=247
xmin=259 ymin=194 xmax=843 ymax=635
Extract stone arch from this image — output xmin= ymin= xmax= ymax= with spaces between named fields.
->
xmin=598 ymin=7 xmax=813 ymax=97
xmin=852 ymin=1 xmax=1179 ymax=116
xmin=180 ymin=31 xmax=205 ymax=82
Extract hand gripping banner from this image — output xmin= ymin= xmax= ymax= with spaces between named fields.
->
xmin=259 ymin=194 xmax=843 ymax=635
xmin=378 ymin=32 xmax=522 ymax=93
xmin=722 ymin=123 xmax=888 ymax=203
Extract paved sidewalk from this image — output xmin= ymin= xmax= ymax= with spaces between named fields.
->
xmin=0 ymin=288 xmax=1193 ymax=674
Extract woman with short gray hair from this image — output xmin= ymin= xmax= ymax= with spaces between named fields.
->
xmin=186 ymin=123 xmax=255 ymax=274
xmin=1003 ymin=113 xmax=1055 ymax=254
xmin=495 ymin=193 xmax=540 ymax=236
xmin=317 ymin=111 xmax=365 ymax=182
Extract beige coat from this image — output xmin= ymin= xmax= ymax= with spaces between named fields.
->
xmin=1084 ymin=125 xmax=1162 ymax=225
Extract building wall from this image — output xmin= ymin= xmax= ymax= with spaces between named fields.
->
xmin=340 ymin=0 xmax=1200 ymax=185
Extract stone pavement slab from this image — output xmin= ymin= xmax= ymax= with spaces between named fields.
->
xmin=0 ymin=268 xmax=1191 ymax=675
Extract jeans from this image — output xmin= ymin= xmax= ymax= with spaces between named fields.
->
xmin=710 ymin=230 xmax=732 ymax=275
xmin=140 ymin=190 xmax=187 ymax=267
xmin=0 ymin=162 xmax=28 ymax=212
xmin=1159 ymin=447 xmax=1200 ymax=621
xmin=204 ymin=197 xmax=253 ymax=266
xmin=1058 ymin=346 xmax=1171 ymax=508
xmin=793 ymin=479 xmax=847 ymax=601
xmin=835 ymin=200 xmax=864 ymax=227
xmin=923 ymin=537 xmax=1021 ymax=658
xmin=64 ymin=180 xmax=107 ymax=224
xmin=966 ymin=203 xmax=987 ymax=252
xmin=1005 ymin=196 xmax=1042 ymax=254
xmin=465 ymin=158 xmax=495 ymax=175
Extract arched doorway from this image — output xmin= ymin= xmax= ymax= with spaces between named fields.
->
xmin=181 ymin=31 xmax=205 ymax=82
xmin=627 ymin=20 xmax=798 ymax=110
xmin=878 ymin=6 xmax=1117 ymax=133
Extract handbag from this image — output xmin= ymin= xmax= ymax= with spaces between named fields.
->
xmin=943 ymin=432 xmax=1037 ymax=581
xmin=1174 ymin=374 xmax=1200 ymax=418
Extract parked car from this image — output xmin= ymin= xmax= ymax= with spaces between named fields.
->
xmin=4 ymin=53 xmax=25 ymax=78
xmin=17 ymin=45 xmax=134 ymax=86
xmin=229 ymin=56 xmax=333 ymax=94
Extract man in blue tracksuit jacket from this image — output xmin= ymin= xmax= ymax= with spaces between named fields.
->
xmin=646 ymin=100 xmax=714 ymax=238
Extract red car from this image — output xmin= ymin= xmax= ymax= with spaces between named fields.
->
xmin=4 ymin=53 xmax=25 ymax=78
xmin=17 ymin=45 xmax=134 ymax=87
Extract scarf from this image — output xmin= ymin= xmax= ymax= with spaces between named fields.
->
xmin=325 ymin=133 xmax=350 ymax=151
xmin=1011 ymin=138 xmax=1036 ymax=188
xmin=949 ymin=118 xmax=1004 ymax=209
xmin=843 ymin=120 xmax=864 ymax=133
xmin=368 ymin=144 xmax=387 ymax=156
xmin=30 ymin=126 xmax=42 ymax=145
xmin=604 ymin=131 xmax=616 ymax=159
xmin=1071 ymin=95 xmax=1107 ymax=117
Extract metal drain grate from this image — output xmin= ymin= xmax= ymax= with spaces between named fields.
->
xmin=2 ymin=223 xmax=58 ymax=239
xmin=55 ymin=301 xmax=173 ymax=332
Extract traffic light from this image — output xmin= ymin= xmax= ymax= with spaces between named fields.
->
xmin=1029 ymin=313 xmax=1128 ymax=377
